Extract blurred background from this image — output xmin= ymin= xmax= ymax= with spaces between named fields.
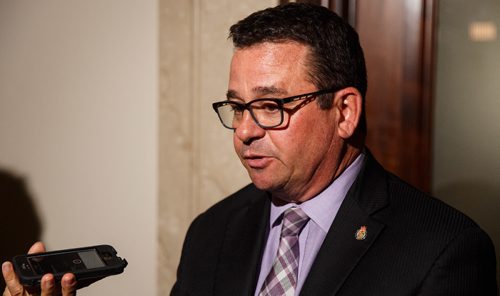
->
xmin=0 ymin=1 xmax=158 ymax=294
xmin=1 ymin=0 xmax=498 ymax=294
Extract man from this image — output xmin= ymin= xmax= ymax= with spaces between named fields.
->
xmin=2 ymin=3 xmax=497 ymax=296
xmin=171 ymin=3 xmax=497 ymax=296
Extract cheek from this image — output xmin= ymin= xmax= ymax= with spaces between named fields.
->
xmin=272 ymin=120 xmax=313 ymax=163
xmin=233 ymin=135 xmax=242 ymax=157
xmin=282 ymin=111 xmax=335 ymax=161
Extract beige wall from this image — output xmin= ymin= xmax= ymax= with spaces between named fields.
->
xmin=0 ymin=0 xmax=280 ymax=294
xmin=433 ymin=0 xmax=500 ymax=281
xmin=0 ymin=1 xmax=158 ymax=295
xmin=158 ymin=0 xmax=277 ymax=293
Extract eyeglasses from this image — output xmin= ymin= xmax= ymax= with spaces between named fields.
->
xmin=212 ymin=88 xmax=339 ymax=130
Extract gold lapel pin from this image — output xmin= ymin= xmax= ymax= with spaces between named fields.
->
xmin=355 ymin=226 xmax=367 ymax=240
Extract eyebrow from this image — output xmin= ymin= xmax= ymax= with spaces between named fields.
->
xmin=226 ymin=86 xmax=288 ymax=100
xmin=226 ymin=90 xmax=239 ymax=100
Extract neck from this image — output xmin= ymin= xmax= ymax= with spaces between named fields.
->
xmin=271 ymin=144 xmax=362 ymax=205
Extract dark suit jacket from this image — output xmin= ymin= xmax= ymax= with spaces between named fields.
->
xmin=171 ymin=153 xmax=497 ymax=295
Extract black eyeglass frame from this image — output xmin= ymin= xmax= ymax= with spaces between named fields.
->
xmin=212 ymin=88 xmax=341 ymax=130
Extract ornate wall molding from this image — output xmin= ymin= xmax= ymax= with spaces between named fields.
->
xmin=158 ymin=1 xmax=276 ymax=293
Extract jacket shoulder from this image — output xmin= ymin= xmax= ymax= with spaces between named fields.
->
xmin=197 ymin=183 xmax=268 ymax=220
xmin=385 ymin=173 xmax=478 ymax=232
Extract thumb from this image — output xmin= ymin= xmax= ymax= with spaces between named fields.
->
xmin=2 ymin=262 xmax=25 ymax=296
xmin=28 ymin=242 xmax=46 ymax=254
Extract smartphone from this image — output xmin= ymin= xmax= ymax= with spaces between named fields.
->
xmin=12 ymin=244 xmax=128 ymax=287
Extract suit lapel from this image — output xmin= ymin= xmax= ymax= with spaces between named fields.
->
xmin=300 ymin=152 xmax=389 ymax=295
xmin=214 ymin=190 xmax=270 ymax=295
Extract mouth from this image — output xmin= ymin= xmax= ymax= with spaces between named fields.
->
xmin=243 ymin=154 xmax=273 ymax=169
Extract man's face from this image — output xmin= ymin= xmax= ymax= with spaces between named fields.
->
xmin=228 ymin=42 xmax=344 ymax=202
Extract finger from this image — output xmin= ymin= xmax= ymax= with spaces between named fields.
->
xmin=40 ymin=274 xmax=55 ymax=296
xmin=2 ymin=262 xmax=23 ymax=296
xmin=28 ymin=242 xmax=46 ymax=254
xmin=2 ymin=287 xmax=11 ymax=296
xmin=61 ymin=274 xmax=77 ymax=296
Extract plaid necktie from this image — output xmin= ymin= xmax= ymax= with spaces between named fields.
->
xmin=259 ymin=207 xmax=310 ymax=296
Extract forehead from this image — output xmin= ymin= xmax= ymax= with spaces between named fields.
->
xmin=228 ymin=42 xmax=312 ymax=96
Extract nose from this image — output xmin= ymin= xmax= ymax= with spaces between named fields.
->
xmin=234 ymin=110 xmax=266 ymax=144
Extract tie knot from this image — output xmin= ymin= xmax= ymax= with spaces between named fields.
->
xmin=281 ymin=207 xmax=309 ymax=237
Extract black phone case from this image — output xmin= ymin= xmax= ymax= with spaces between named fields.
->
xmin=12 ymin=244 xmax=128 ymax=287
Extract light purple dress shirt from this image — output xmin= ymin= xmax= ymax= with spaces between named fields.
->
xmin=254 ymin=154 xmax=365 ymax=296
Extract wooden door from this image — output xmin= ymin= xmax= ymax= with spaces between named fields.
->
xmin=281 ymin=0 xmax=437 ymax=192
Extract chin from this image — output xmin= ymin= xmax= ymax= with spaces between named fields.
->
xmin=248 ymin=173 xmax=272 ymax=190
xmin=249 ymin=174 xmax=281 ymax=192
xmin=250 ymin=178 xmax=272 ymax=191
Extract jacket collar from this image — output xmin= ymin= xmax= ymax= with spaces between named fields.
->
xmin=299 ymin=151 xmax=390 ymax=295
xmin=214 ymin=190 xmax=270 ymax=295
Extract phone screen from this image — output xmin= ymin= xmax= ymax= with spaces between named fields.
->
xmin=27 ymin=249 xmax=105 ymax=275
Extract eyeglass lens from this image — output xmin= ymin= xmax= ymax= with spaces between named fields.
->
xmin=217 ymin=100 xmax=283 ymax=129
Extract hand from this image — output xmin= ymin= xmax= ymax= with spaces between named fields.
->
xmin=2 ymin=242 xmax=77 ymax=296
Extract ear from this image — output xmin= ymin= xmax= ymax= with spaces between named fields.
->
xmin=334 ymin=87 xmax=363 ymax=139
